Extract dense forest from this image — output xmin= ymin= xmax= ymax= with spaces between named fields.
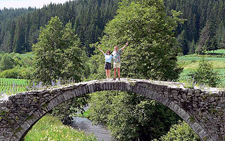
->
xmin=165 ymin=0 xmax=225 ymax=54
xmin=0 ymin=0 xmax=225 ymax=55
xmin=0 ymin=0 xmax=118 ymax=55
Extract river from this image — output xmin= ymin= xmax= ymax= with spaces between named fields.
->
xmin=70 ymin=106 xmax=113 ymax=141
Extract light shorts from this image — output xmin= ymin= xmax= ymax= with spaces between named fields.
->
xmin=113 ymin=62 xmax=121 ymax=68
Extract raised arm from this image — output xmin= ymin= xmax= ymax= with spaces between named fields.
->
xmin=121 ymin=42 xmax=129 ymax=50
xmin=98 ymin=46 xmax=105 ymax=55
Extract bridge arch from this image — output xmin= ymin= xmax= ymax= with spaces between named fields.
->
xmin=1 ymin=79 xmax=224 ymax=141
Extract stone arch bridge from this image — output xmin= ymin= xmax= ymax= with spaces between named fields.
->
xmin=0 ymin=78 xmax=225 ymax=141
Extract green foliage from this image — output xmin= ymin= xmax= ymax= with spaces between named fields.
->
xmin=0 ymin=66 xmax=33 ymax=79
xmin=177 ymin=30 xmax=189 ymax=55
xmin=0 ymin=53 xmax=14 ymax=71
xmin=0 ymin=67 xmax=20 ymax=78
xmin=33 ymin=16 xmax=84 ymax=84
xmin=189 ymin=58 xmax=221 ymax=87
xmin=33 ymin=16 xmax=89 ymax=124
xmin=197 ymin=24 xmax=210 ymax=54
xmin=165 ymin=0 xmax=225 ymax=53
xmin=89 ymin=91 xmax=180 ymax=140
xmin=52 ymin=96 xmax=90 ymax=124
xmin=155 ymin=120 xmax=200 ymax=141
xmin=24 ymin=114 xmax=97 ymax=141
xmin=0 ymin=0 xmax=118 ymax=54
xmin=0 ymin=52 xmax=33 ymax=79
xmin=77 ymin=109 xmax=91 ymax=118
xmin=189 ymin=40 xmax=196 ymax=54
xmin=178 ymin=52 xmax=225 ymax=87
xmin=97 ymin=0 xmax=183 ymax=80
xmin=1 ymin=0 xmax=225 ymax=55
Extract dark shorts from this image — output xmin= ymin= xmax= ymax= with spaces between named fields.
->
xmin=105 ymin=62 xmax=111 ymax=70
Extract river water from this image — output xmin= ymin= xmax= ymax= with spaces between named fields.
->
xmin=70 ymin=106 xmax=113 ymax=141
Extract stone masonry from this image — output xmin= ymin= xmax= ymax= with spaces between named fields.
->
xmin=0 ymin=78 xmax=225 ymax=141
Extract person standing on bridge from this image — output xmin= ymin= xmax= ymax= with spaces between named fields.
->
xmin=98 ymin=47 xmax=113 ymax=80
xmin=112 ymin=42 xmax=129 ymax=81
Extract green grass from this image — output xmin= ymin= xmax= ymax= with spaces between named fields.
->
xmin=178 ymin=50 xmax=225 ymax=87
xmin=0 ymin=78 xmax=29 ymax=95
xmin=206 ymin=49 xmax=225 ymax=54
xmin=178 ymin=55 xmax=225 ymax=61
xmin=24 ymin=114 xmax=97 ymax=141
xmin=178 ymin=60 xmax=225 ymax=69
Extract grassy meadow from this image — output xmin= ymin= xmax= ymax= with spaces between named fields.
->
xmin=24 ymin=114 xmax=97 ymax=141
xmin=178 ymin=49 xmax=225 ymax=87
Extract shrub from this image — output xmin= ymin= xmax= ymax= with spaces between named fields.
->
xmin=155 ymin=120 xmax=200 ymax=141
xmin=0 ymin=53 xmax=14 ymax=71
xmin=189 ymin=58 xmax=221 ymax=87
xmin=89 ymin=91 xmax=180 ymax=140
xmin=0 ymin=67 xmax=20 ymax=78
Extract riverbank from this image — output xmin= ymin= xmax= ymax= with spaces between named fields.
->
xmin=70 ymin=117 xmax=112 ymax=141
xmin=72 ymin=105 xmax=113 ymax=141
xmin=24 ymin=114 xmax=97 ymax=141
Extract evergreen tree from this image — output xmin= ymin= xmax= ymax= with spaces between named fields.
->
xmin=189 ymin=58 xmax=221 ymax=87
xmin=216 ymin=23 xmax=225 ymax=49
xmin=1 ymin=0 xmax=225 ymax=54
xmin=189 ymin=40 xmax=196 ymax=54
xmin=13 ymin=17 xmax=25 ymax=53
xmin=177 ymin=30 xmax=189 ymax=55
xmin=0 ymin=0 xmax=118 ymax=54
xmin=197 ymin=23 xmax=210 ymax=54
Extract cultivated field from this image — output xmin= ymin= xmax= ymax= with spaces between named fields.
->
xmin=178 ymin=49 xmax=225 ymax=87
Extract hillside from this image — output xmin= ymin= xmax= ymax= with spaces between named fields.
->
xmin=0 ymin=0 xmax=225 ymax=55
xmin=165 ymin=0 xmax=225 ymax=55
xmin=0 ymin=0 xmax=118 ymax=55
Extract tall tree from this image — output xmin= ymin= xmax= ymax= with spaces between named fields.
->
xmin=88 ymin=0 xmax=184 ymax=140
xmin=177 ymin=30 xmax=189 ymax=55
xmin=13 ymin=17 xmax=25 ymax=53
xmin=33 ymin=16 xmax=84 ymax=84
xmin=197 ymin=23 xmax=210 ymax=54
xmin=189 ymin=39 xmax=196 ymax=54
xmin=1 ymin=0 xmax=225 ymax=54
xmin=98 ymin=0 xmax=183 ymax=80
xmin=89 ymin=91 xmax=180 ymax=140
xmin=0 ymin=0 xmax=118 ymax=54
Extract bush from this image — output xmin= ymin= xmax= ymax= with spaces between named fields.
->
xmin=89 ymin=91 xmax=180 ymax=140
xmin=0 ymin=66 xmax=32 ymax=79
xmin=0 ymin=67 xmax=20 ymax=78
xmin=189 ymin=58 xmax=221 ymax=87
xmin=0 ymin=53 xmax=14 ymax=71
xmin=155 ymin=120 xmax=200 ymax=141
xmin=52 ymin=96 xmax=90 ymax=124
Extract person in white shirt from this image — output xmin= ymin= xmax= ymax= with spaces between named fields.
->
xmin=99 ymin=47 xmax=113 ymax=79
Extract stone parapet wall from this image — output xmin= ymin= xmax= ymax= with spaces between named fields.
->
xmin=0 ymin=78 xmax=224 ymax=141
